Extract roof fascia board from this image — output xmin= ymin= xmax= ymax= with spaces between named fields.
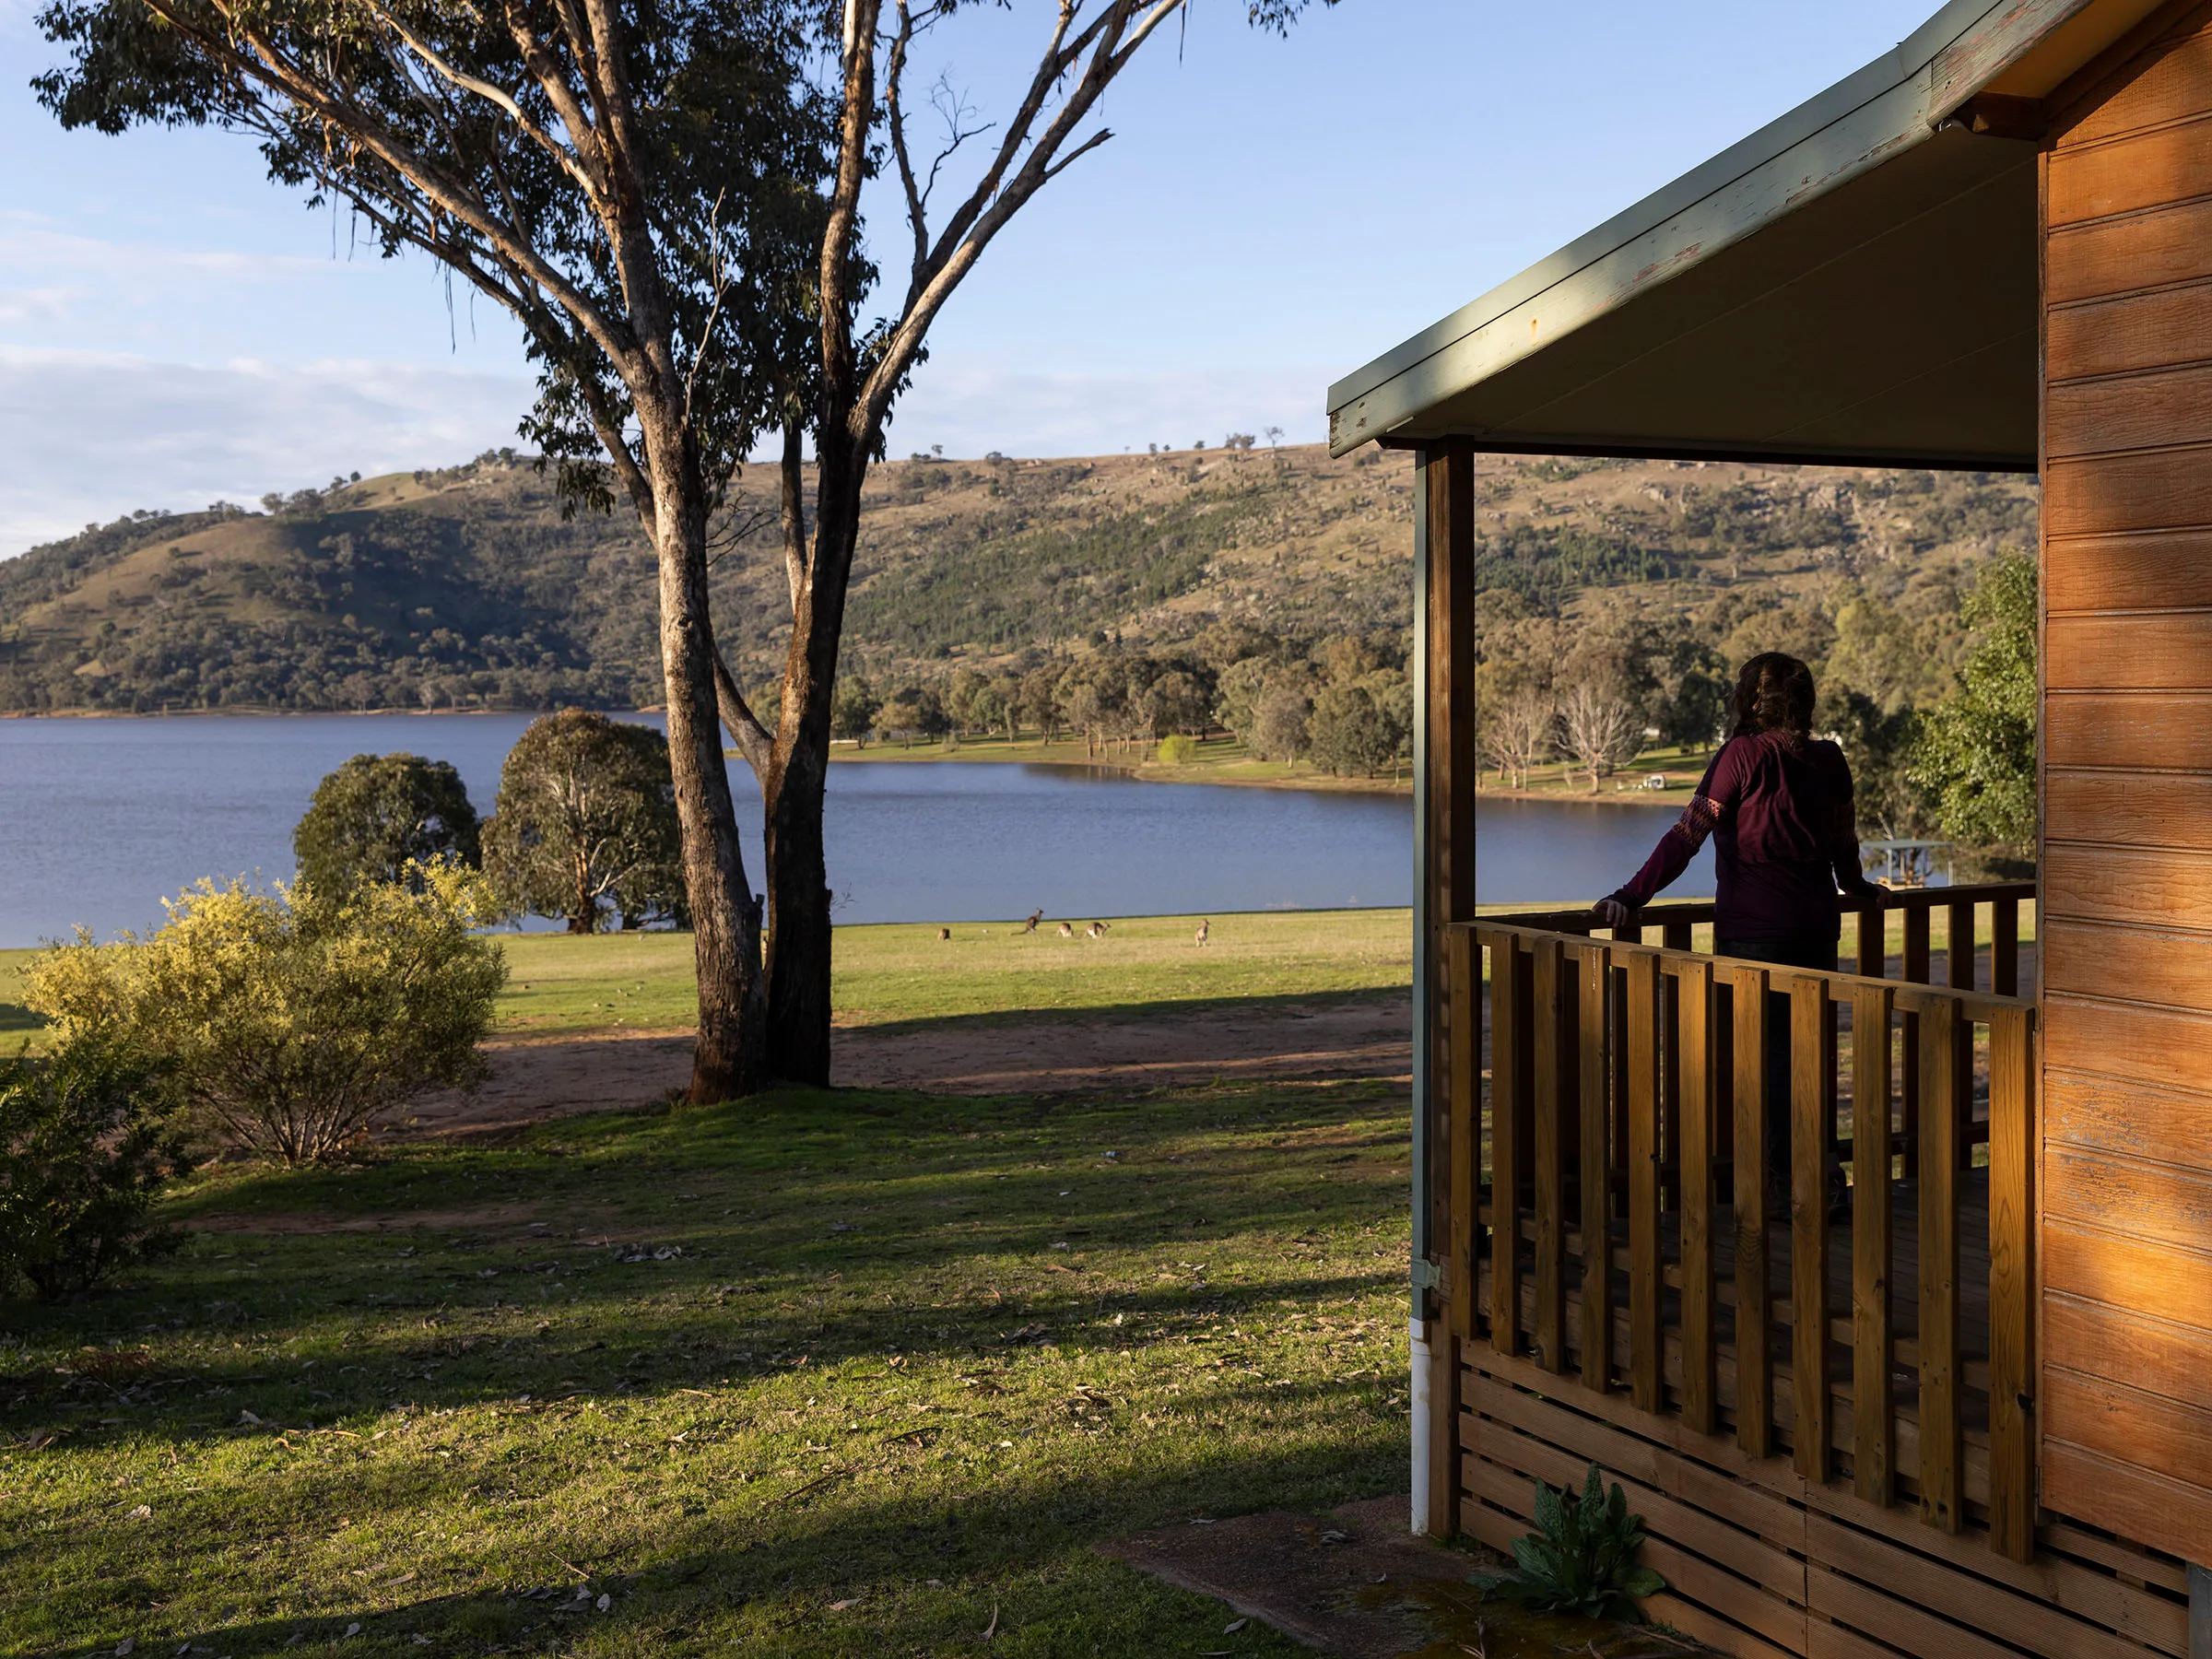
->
xmin=1325 ymin=0 xmax=2071 ymax=455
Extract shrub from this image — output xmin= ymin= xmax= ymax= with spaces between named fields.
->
xmin=1469 ymin=1462 xmax=1665 ymax=1621
xmin=0 ymin=1034 xmax=190 ymax=1300
xmin=1156 ymin=734 xmax=1197 ymax=764
xmin=23 ymin=864 xmax=506 ymax=1166
xmin=482 ymin=710 xmax=687 ymax=932
xmin=294 ymin=752 xmax=481 ymax=895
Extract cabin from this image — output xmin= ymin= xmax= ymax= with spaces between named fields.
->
xmin=1327 ymin=2 xmax=2212 ymax=1654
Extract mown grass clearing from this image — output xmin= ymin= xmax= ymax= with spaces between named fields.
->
xmin=1 ymin=1078 xmax=1413 ymax=1658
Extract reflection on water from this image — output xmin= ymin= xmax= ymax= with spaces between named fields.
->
xmin=0 ymin=714 xmax=1710 ymax=947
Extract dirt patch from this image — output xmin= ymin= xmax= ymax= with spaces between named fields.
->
xmin=373 ymin=996 xmax=1409 ymax=1140
xmin=1101 ymin=1494 xmax=1693 ymax=1658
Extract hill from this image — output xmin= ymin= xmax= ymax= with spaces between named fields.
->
xmin=0 ymin=444 xmax=2037 ymax=714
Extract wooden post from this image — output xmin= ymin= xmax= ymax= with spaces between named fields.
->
xmin=1792 ymin=977 xmax=1830 ymax=1484
xmin=1918 ymin=996 xmax=1963 ymax=1534
xmin=1416 ymin=443 xmax=1477 ymax=1539
xmin=1852 ymin=984 xmax=1895 ymax=1507
xmin=1577 ymin=942 xmax=1613 ymax=1394
xmin=1731 ymin=965 xmax=1772 ymax=1458
xmin=1628 ymin=950 xmax=1663 ymax=1415
xmin=1988 ymin=1004 xmax=2036 ymax=1562
xmin=1533 ymin=936 xmax=1569 ymax=1374
xmin=1678 ymin=959 xmax=1717 ymax=1436
xmin=1856 ymin=901 xmax=1885 ymax=980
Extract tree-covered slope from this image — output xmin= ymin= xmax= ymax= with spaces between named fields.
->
xmin=0 ymin=445 xmax=2037 ymax=714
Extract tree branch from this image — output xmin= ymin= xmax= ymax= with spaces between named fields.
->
xmin=713 ymin=648 xmax=777 ymax=777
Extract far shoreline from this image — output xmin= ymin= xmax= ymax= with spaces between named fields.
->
xmin=0 ymin=708 xmax=1708 ymax=807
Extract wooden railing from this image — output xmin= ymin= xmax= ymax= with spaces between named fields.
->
xmin=1445 ymin=885 xmax=2038 ymax=1561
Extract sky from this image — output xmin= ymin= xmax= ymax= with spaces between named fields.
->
xmin=0 ymin=0 xmax=1947 ymax=554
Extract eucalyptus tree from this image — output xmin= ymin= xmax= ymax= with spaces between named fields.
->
xmin=35 ymin=0 xmax=1336 ymax=1094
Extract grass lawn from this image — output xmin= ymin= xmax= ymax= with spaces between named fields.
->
xmin=0 ymin=1077 xmax=1414 ymax=1658
xmin=493 ymin=908 xmax=1414 ymax=1042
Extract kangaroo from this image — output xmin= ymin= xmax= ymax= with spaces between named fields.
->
xmin=937 ymin=927 xmax=951 ymax=942
xmin=1057 ymin=921 xmax=1075 ymax=938
xmin=1022 ymin=909 xmax=1043 ymax=934
xmin=1194 ymin=918 xmax=1210 ymax=947
xmin=1085 ymin=922 xmax=1107 ymax=939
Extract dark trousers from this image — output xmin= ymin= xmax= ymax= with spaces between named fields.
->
xmin=1715 ymin=933 xmax=1838 ymax=1199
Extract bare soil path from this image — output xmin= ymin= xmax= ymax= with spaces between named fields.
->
xmin=376 ymin=994 xmax=1411 ymax=1140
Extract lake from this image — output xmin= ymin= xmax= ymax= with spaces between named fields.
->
xmin=0 ymin=714 xmax=1712 ymax=947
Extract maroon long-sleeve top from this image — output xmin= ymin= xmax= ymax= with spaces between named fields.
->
xmin=1606 ymin=731 xmax=1882 ymax=943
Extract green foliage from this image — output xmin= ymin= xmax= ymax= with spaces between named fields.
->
xmin=293 ymin=752 xmax=481 ymax=895
xmin=1470 ymin=1462 xmax=1666 ymax=1622
xmin=0 ymin=1032 xmax=188 ymax=1300
xmin=483 ymin=711 xmax=687 ymax=933
xmin=1909 ymin=554 xmax=2038 ymax=852
xmin=830 ymin=676 xmax=881 ymax=744
xmin=21 ymin=867 xmax=504 ymax=1166
xmin=1155 ymin=734 xmax=1197 ymax=764
xmin=1830 ymin=691 xmax=1927 ymax=841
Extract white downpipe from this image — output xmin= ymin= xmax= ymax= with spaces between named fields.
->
xmin=1409 ymin=1315 xmax=1431 ymax=1533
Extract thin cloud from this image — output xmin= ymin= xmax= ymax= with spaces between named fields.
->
xmin=0 ymin=348 xmax=1332 ymax=555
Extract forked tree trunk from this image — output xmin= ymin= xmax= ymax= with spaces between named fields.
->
xmin=645 ymin=418 xmax=767 ymax=1102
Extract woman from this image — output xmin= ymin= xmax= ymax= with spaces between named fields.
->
xmin=1594 ymin=653 xmax=1885 ymax=1215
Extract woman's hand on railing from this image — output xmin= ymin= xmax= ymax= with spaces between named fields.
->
xmin=1593 ymin=897 xmax=1631 ymax=930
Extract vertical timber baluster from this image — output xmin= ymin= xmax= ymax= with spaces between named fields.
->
xmin=1663 ymin=923 xmax=1693 ymax=1214
xmin=1533 ymin=937 xmax=1569 ymax=1374
xmin=1993 ymin=898 xmax=2020 ymax=998
xmin=1902 ymin=906 xmax=1930 ymax=1178
xmin=1989 ymin=1004 xmax=2036 ymax=1562
xmin=1856 ymin=900 xmax=1884 ymax=980
xmin=1578 ymin=943 xmax=1613 ymax=1394
xmin=1947 ymin=900 xmax=1976 ymax=993
xmin=1449 ymin=931 xmax=1478 ymax=1354
xmin=1792 ymin=976 xmax=1830 ymax=1484
xmin=1489 ymin=936 xmax=1523 ymax=1359
xmin=1679 ymin=959 xmax=1716 ymax=1436
xmin=1852 ymin=983 xmax=1895 ymax=1507
xmin=1919 ymin=995 xmax=1962 ymax=1533
xmin=1628 ymin=951 xmax=1663 ymax=1414
xmin=1731 ymin=965 xmax=1772 ymax=1457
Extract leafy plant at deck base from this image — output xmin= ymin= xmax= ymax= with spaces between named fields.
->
xmin=0 ymin=1033 xmax=190 ymax=1300
xmin=1470 ymin=1461 xmax=1665 ymax=1621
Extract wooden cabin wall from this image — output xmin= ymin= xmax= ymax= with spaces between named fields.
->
xmin=2041 ymin=0 xmax=2212 ymax=1569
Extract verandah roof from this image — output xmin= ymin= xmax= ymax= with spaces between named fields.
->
xmin=1325 ymin=0 xmax=2168 ymax=471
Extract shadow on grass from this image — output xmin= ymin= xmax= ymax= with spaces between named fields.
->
xmin=0 ymin=1000 xmax=46 ymax=1040
xmin=53 ymin=1422 xmax=1414 ymax=1658
xmin=2 ymin=1081 xmax=1412 ymax=1435
xmin=844 ymin=984 xmax=1410 ymax=1041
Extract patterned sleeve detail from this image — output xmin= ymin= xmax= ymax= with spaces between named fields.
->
xmin=1676 ymin=791 xmax=1724 ymax=847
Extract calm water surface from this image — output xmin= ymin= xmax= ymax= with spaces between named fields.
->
xmin=0 ymin=714 xmax=1712 ymax=947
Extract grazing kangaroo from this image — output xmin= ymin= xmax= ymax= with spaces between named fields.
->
xmin=1194 ymin=918 xmax=1210 ymax=947
xmin=1022 ymin=909 xmax=1043 ymax=934
xmin=1085 ymin=922 xmax=1107 ymax=939
xmin=937 ymin=927 xmax=952 ymax=941
xmin=1057 ymin=921 xmax=1075 ymax=937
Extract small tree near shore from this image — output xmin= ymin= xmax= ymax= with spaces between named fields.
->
xmin=1559 ymin=683 xmax=1643 ymax=793
xmin=483 ymin=711 xmax=688 ymax=933
xmin=24 ymin=867 xmax=505 ymax=1166
xmin=294 ymin=753 xmax=480 ymax=894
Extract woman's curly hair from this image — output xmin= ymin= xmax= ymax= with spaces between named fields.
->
xmin=1732 ymin=653 xmax=1816 ymax=748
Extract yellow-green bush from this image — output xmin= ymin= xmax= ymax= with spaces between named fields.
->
xmin=24 ymin=863 xmax=506 ymax=1165
xmin=1156 ymin=734 xmax=1197 ymax=764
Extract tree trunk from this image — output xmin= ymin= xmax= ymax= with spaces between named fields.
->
xmin=760 ymin=439 xmax=864 ymax=1087
xmin=643 ymin=412 xmax=766 ymax=1102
